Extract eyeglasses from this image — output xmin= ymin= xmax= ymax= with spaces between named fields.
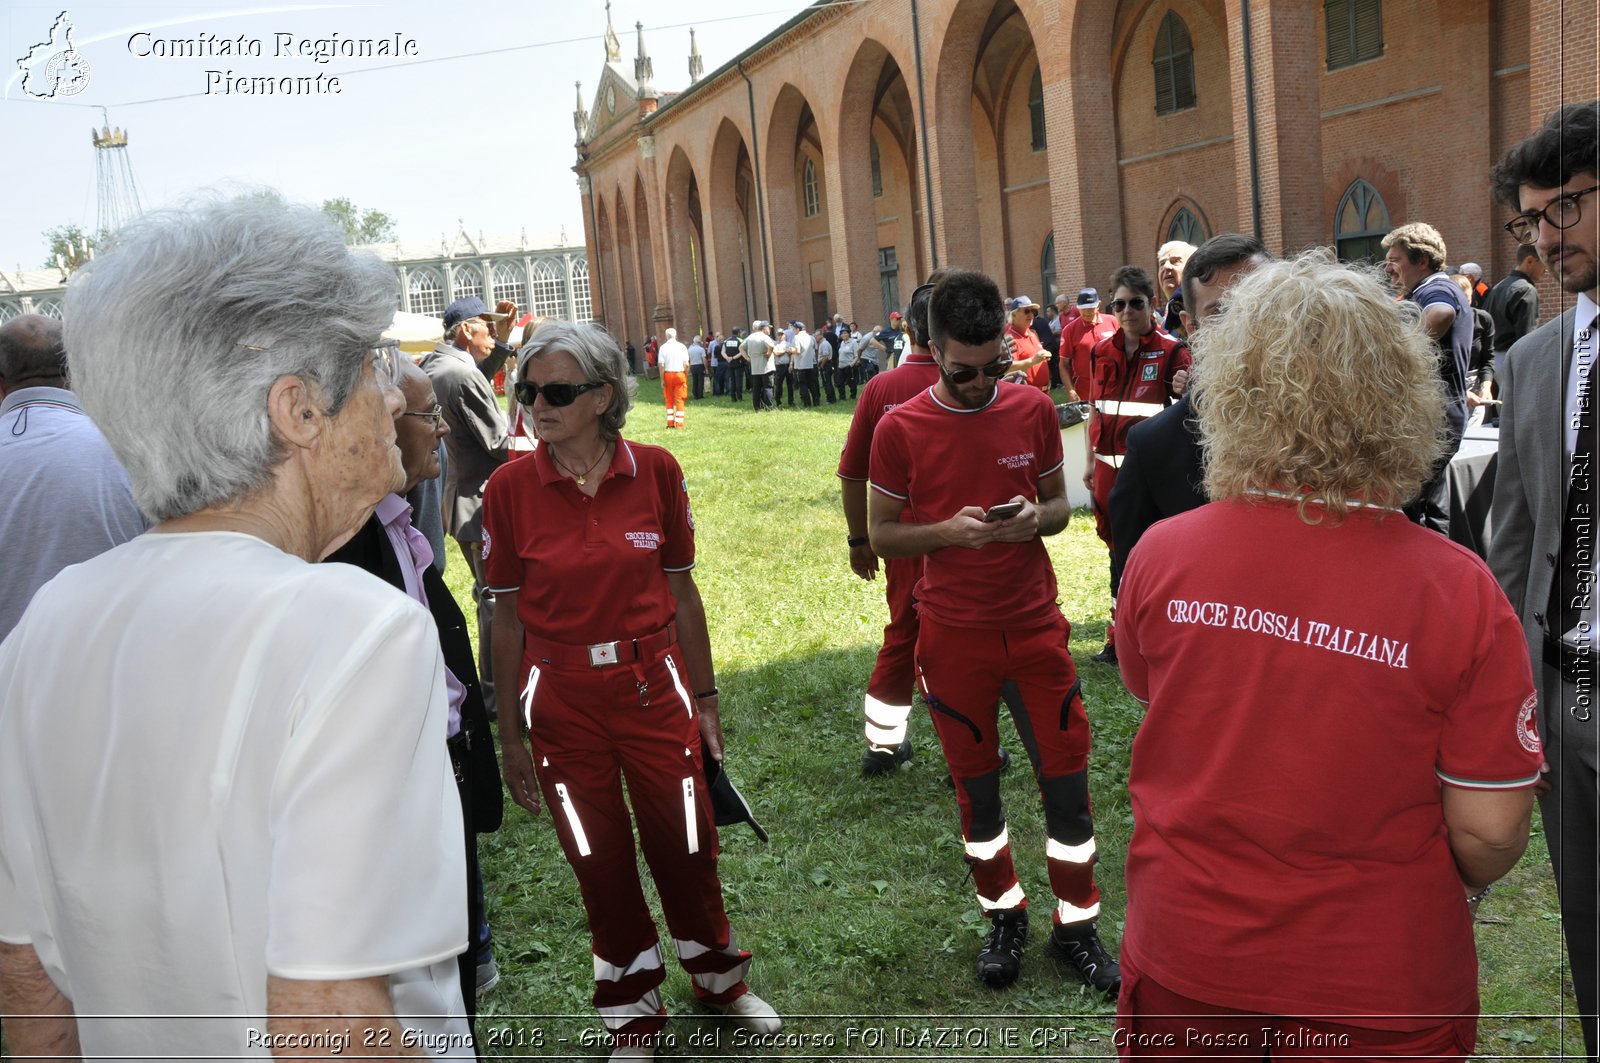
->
xmin=513 ymin=380 xmax=604 ymax=407
xmin=1504 ymin=185 xmax=1599 ymax=243
xmin=1109 ymin=297 xmax=1148 ymax=313
xmin=401 ymin=403 xmax=444 ymax=428
xmin=935 ymin=352 xmax=1012 ymax=384
xmin=371 ymin=341 xmax=403 ymax=387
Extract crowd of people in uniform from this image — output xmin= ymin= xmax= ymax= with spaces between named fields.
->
xmin=0 ymin=98 xmax=1595 ymax=1063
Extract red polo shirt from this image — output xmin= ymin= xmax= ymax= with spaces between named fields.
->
xmin=481 ymin=439 xmax=693 ymax=646
xmin=837 ymin=351 xmax=942 ymax=481
xmin=1005 ymin=323 xmax=1049 ymax=393
xmin=1118 ymin=496 xmax=1540 ymax=1025
xmin=1061 ymin=314 xmax=1117 ymax=397
xmin=869 ymin=382 xmax=1064 ymax=628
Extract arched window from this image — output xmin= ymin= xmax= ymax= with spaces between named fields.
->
xmin=33 ymin=298 xmax=62 ymax=319
xmin=1334 ymin=179 xmax=1390 ymax=263
xmin=1040 ymin=232 xmax=1057 ymax=307
xmin=407 ymin=267 xmax=445 ymax=316
xmin=532 ymin=260 xmax=565 ymax=319
xmin=451 ymin=264 xmax=483 ymax=303
xmin=0 ymin=302 xmax=21 ymax=323
xmin=1326 ymin=0 xmax=1382 ymax=70
xmin=1028 ymin=67 xmax=1046 ymax=151
xmin=1152 ymin=11 xmax=1196 ymax=115
xmin=1167 ymin=208 xmax=1206 ymax=247
xmin=492 ymin=261 xmax=527 ymax=307
xmin=571 ymin=258 xmax=593 ymax=322
xmin=870 ymin=138 xmax=884 ymax=198
xmin=803 ymin=158 xmax=820 ymax=217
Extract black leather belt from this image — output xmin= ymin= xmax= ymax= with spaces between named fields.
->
xmin=1543 ymin=633 xmax=1597 ymax=691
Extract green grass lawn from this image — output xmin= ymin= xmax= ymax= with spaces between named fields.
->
xmin=449 ymin=377 xmax=1582 ymax=1060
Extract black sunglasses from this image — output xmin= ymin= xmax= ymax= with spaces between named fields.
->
xmin=513 ymin=380 xmax=604 ymax=407
xmin=1109 ymin=297 xmax=1148 ymax=313
xmin=936 ymin=352 xmax=1012 ymax=384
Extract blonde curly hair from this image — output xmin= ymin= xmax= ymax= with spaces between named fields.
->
xmin=1192 ymin=250 xmax=1448 ymax=524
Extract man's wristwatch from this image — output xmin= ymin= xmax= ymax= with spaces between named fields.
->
xmin=847 ymin=536 xmax=868 ymax=548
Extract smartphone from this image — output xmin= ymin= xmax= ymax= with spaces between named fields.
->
xmin=983 ymin=501 xmax=1024 ymax=522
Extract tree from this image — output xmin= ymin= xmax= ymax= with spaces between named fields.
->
xmin=320 ymin=198 xmax=397 ymax=246
xmin=42 ymin=224 xmax=109 ymax=270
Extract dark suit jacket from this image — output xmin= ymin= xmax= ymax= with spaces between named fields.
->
xmin=326 ymin=513 xmax=504 ymax=835
xmin=1107 ymin=392 xmax=1207 ymax=597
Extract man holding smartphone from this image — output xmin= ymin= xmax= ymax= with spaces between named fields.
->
xmin=867 ymin=270 xmax=1119 ymax=998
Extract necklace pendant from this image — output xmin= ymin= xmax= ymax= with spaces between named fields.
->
xmin=575 ymin=475 xmax=587 ymax=486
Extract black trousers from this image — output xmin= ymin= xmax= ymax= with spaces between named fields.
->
xmin=837 ymin=363 xmax=858 ymax=399
xmin=712 ymin=363 xmax=727 ymax=395
xmin=798 ymin=366 xmax=819 ymax=407
xmin=775 ymin=363 xmax=795 ymax=405
xmin=690 ymin=364 xmax=705 ymax=399
xmin=820 ymin=362 xmax=837 ymax=402
xmin=728 ymin=363 xmax=744 ymax=401
xmin=752 ymin=371 xmax=774 ymax=410
xmin=450 ymin=735 xmax=485 ymax=1051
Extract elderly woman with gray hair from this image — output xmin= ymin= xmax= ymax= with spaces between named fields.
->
xmin=484 ymin=321 xmax=778 ymax=1059
xmin=0 ymin=196 xmax=473 ymax=1057
xmin=1113 ymin=253 xmax=1540 ymax=1060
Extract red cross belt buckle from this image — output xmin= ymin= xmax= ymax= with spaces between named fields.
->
xmin=588 ymin=641 xmax=621 ymax=667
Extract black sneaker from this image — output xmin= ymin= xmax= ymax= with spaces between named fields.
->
xmin=976 ymin=907 xmax=1029 ymax=987
xmin=1049 ymin=921 xmax=1121 ymax=997
xmin=861 ymin=738 xmax=913 ymax=777
xmin=945 ymin=747 xmax=1010 ymax=789
xmin=1090 ymin=643 xmax=1118 ymax=664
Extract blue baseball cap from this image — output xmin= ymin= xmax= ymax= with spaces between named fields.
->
xmin=1077 ymin=287 xmax=1099 ymax=307
xmin=1006 ymin=295 xmax=1041 ymax=313
xmin=442 ymin=296 xmax=507 ymax=332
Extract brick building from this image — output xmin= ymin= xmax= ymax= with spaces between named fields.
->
xmin=574 ymin=0 xmax=1596 ymax=348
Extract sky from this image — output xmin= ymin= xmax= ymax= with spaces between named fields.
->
xmin=0 ymin=1 xmax=801 ymax=271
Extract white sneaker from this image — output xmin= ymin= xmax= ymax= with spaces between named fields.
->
xmin=710 ymin=991 xmax=782 ymax=1034
xmin=610 ymin=1039 xmax=655 ymax=1059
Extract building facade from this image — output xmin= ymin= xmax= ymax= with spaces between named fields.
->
xmin=0 ymin=225 xmax=593 ymax=324
xmin=574 ymin=0 xmax=1596 ymax=347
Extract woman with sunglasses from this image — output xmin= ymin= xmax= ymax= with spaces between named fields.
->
xmin=1083 ymin=265 xmax=1191 ymax=665
xmin=481 ymin=322 xmax=779 ymax=1059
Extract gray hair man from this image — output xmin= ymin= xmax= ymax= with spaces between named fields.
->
xmin=421 ymin=295 xmax=519 ymax=717
xmin=0 ymin=314 xmax=146 ymax=641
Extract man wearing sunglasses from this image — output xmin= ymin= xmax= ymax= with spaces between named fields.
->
xmin=868 ymin=270 xmax=1120 ymax=999
xmin=1488 ymin=99 xmax=1600 ymax=1063
xmin=1084 ymin=266 xmax=1191 ymax=665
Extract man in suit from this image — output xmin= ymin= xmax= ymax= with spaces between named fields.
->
xmin=1488 ymin=99 xmax=1600 ymax=1063
xmin=326 ymin=359 xmax=505 ymax=1036
xmin=1107 ymin=234 xmax=1270 ymax=599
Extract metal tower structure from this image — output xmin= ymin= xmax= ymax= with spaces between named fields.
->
xmin=92 ymin=109 xmax=143 ymax=236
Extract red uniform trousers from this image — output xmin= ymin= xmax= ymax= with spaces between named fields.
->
xmin=863 ymin=554 xmax=922 ymax=751
xmin=662 ymin=371 xmax=687 ymax=427
xmin=524 ymin=641 xmax=751 ymax=1042
xmin=916 ymin=614 xmax=1101 ymax=927
xmin=1091 ymin=457 xmax=1121 ymax=647
xmin=1116 ymin=953 xmax=1474 ymax=1061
